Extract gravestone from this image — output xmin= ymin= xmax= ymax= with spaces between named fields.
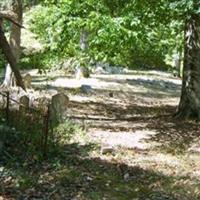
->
xmin=23 ymin=73 xmax=32 ymax=89
xmin=50 ymin=93 xmax=69 ymax=125
xmin=19 ymin=95 xmax=29 ymax=113
xmin=19 ymin=95 xmax=30 ymax=130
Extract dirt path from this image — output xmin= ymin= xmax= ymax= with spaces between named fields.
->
xmin=56 ymin=71 xmax=181 ymax=150
xmin=3 ymin=70 xmax=200 ymax=200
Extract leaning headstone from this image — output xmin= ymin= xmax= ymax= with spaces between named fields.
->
xmin=23 ymin=73 xmax=32 ymax=89
xmin=50 ymin=93 xmax=69 ymax=125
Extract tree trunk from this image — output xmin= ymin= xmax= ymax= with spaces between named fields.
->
xmin=2 ymin=0 xmax=22 ymax=87
xmin=80 ymin=29 xmax=89 ymax=51
xmin=173 ymin=49 xmax=182 ymax=77
xmin=176 ymin=14 xmax=200 ymax=120
xmin=0 ymin=25 xmax=25 ymax=90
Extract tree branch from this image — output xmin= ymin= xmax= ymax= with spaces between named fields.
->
xmin=0 ymin=10 xmax=24 ymax=28
xmin=0 ymin=26 xmax=25 ymax=90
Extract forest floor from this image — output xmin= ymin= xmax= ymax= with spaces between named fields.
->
xmin=1 ymin=70 xmax=200 ymax=200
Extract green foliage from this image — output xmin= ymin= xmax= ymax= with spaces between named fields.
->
xmin=0 ymin=113 xmax=85 ymax=163
xmin=24 ymin=0 xmax=196 ymax=70
xmin=52 ymin=119 xmax=85 ymax=144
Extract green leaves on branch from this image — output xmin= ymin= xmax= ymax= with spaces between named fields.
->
xmin=27 ymin=0 xmax=193 ymax=68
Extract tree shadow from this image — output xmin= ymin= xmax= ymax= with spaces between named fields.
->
xmin=1 ymin=141 xmax=199 ymax=200
xmin=94 ymin=75 xmax=181 ymax=93
xmin=145 ymin=116 xmax=200 ymax=154
xmin=67 ymin=100 xmax=175 ymax=121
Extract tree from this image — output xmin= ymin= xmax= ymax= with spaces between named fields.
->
xmin=30 ymin=0 xmax=176 ymax=68
xmin=1 ymin=0 xmax=23 ymax=88
xmin=124 ymin=0 xmax=200 ymax=120
xmin=24 ymin=0 xmax=200 ymax=119
xmin=176 ymin=13 xmax=200 ymax=119
xmin=0 ymin=0 xmax=24 ymax=90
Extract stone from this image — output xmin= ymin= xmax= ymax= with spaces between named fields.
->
xmin=75 ymin=67 xmax=90 ymax=79
xmin=101 ymin=145 xmax=114 ymax=154
xmin=50 ymin=93 xmax=69 ymax=124
xmin=93 ymin=66 xmax=106 ymax=74
xmin=124 ymin=173 xmax=130 ymax=181
xmin=109 ymin=92 xmax=114 ymax=97
xmin=80 ymin=85 xmax=92 ymax=94
xmin=23 ymin=73 xmax=32 ymax=89
xmin=19 ymin=95 xmax=29 ymax=112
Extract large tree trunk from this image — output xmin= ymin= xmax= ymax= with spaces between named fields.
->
xmin=0 ymin=25 xmax=25 ymax=90
xmin=176 ymin=14 xmax=200 ymax=120
xmin=2 ymin=0 xmax=22 ymax=87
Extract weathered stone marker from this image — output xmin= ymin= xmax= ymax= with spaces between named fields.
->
xmin=19 ymin=95 xmax=30 ymax=129
xmin=23 ymin=73 xmax=32 ymax=89
xmin=50 ymin=93 xmax=69 ymax=125
xmin=19 ymin=95 xmax=29 ymax=113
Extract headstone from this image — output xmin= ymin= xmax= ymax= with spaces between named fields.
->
xmin=19 ymin=96 xmax=30 ymax=129
xmin=19 ymin=95 xmax=29 ymax=113
xmin=50 ymin=93 xmax=69 ymax=124
xmin=23 ymin=73 xmax=32 ymax=89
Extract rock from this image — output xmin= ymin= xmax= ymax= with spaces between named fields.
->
xmin=80 ymin=85 xmax=92 ymax=94
xmin=123 ymin=173 xmax=130 ymax=181
xmin=93 ymin=66 xmax=106 ymax=74
xmin=93 ymin=63 xmax=126 ymax=75
xmin=50 ymin=93 xmax=69 ymax=124
xmin=101 ymin=145 xmax=114 ymax=154
xmin=109 ymin=92 xmax=114 ymax=97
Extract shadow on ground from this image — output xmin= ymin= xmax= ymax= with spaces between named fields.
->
xmin=0 ymin=141 xmax=199 ymax=200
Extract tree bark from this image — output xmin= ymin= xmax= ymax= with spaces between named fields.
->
xmin=80 ymin=29 xmax=89 ymax=51
xmin=176 ymin=14 xmax=200 ymax=120
xmin=2 ymin=0 xmax=23 ymax=88
xmin=0 ymin=26 xmax=25 ymax=90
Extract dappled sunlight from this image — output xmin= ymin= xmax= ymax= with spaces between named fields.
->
xmin=3 ymin=64 xmax=199 ymax=199
xmin=1 ymin=140 xmax=200 ymax=200
xmin=52 ymin=77 xmax=122 ymax=90
xmin=90 ymin=130 xmax=158 ymax=149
